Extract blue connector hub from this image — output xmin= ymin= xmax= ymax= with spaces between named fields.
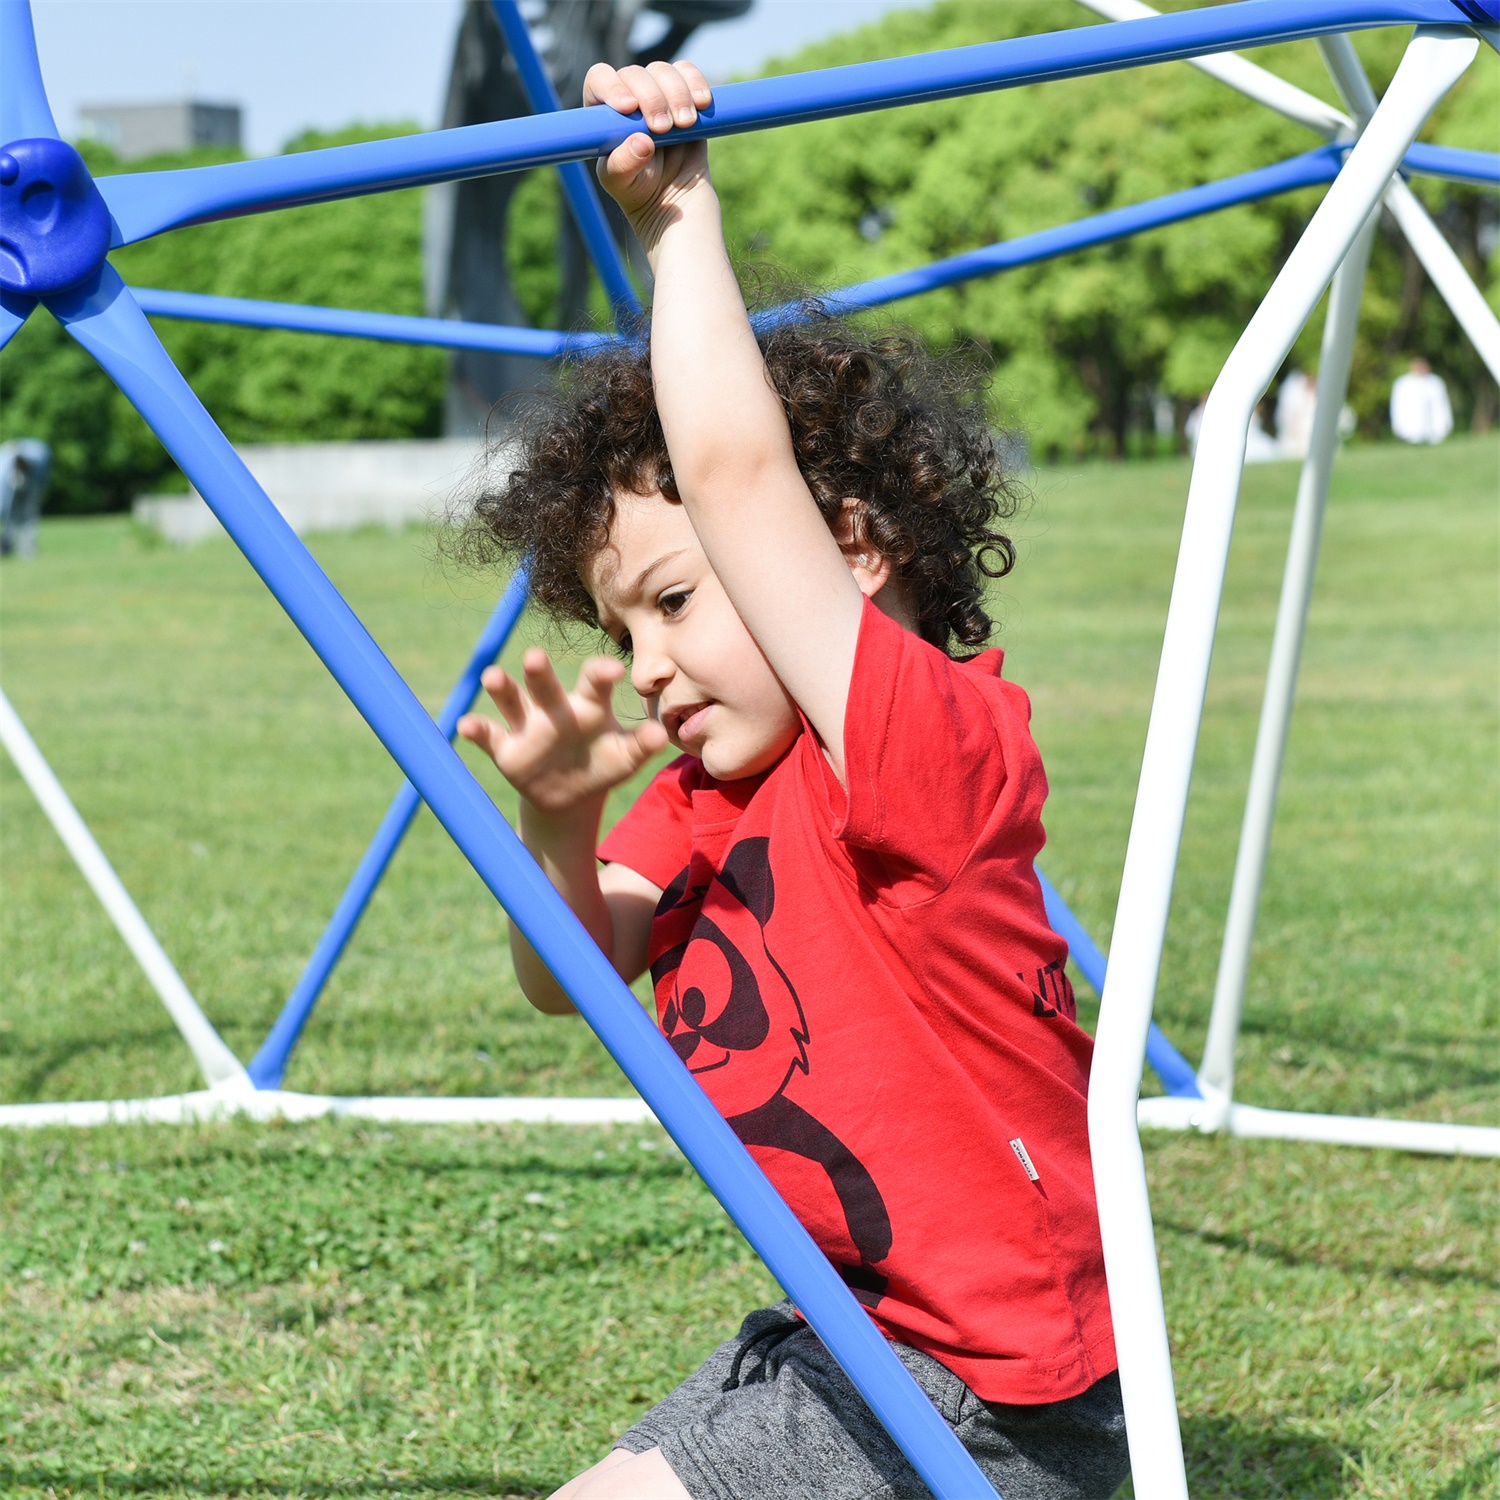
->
xmin=0 ymin=138 xmax=111 ymax=296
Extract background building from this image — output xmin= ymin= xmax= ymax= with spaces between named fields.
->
xmin=79 ymin=99 xmax=241 ymax=160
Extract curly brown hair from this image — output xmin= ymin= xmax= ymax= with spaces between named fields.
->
xmin=457 ymin=301 xmax=1021 ymax=653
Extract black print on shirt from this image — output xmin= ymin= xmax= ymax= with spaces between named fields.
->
xmin=655 ymin=838 xmax=893 ymax=1297
xmin=1020 ymin=956 xmax=1077 ymax=1021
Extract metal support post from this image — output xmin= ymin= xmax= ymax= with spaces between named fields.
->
xmin=1199 ymin=210 xmax=1378 ymax=1100
xmin=247 ymin=567 xmax=531 ymax=1089
xmin=487 ymin=0 xmax=642 ymax=326
xmin=0 ymin=687 xmax=247 ymax=1089
xmin=1089 ymin=30 xmax=1478 ymax=1495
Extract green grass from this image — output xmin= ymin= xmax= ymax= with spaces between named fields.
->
xmin=2 ymin=436 xmax=1497 ymax=1497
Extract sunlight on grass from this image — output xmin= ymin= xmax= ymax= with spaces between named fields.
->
xmin=2 ymin=437 xmax=1496 ymax=1496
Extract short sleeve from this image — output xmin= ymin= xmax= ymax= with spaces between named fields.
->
xmin=597 ymin=755 xmax=702 ymax=890
xmin=831 ymin=598 xmax=1017 ymax=889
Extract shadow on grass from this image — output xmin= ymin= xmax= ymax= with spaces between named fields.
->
xmin=1 ymin=1022 xmax=191 ymax=1101
xmin=1182 ymin=1414 xmax=1349 ymax=1498
xmin=0 ymin=1466 xmax=549 ymax=1499
xmin=1156 ymin=1218 xmax=1500 ymax=1292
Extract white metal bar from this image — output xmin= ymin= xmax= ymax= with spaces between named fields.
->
xmin=1088 ymin=29 xmax=1479 ymax=1499
xmin=0 ymin=1089 xmax=655 ymax=1128
xmin=1137 ymin=1094 xmax=1500 ymax=1156
xmin=1074 ymin=4 xmax=1500 ymax=385
xmin=1072 ymin=0 xmax=1353 ymax=137
xmin=1319 ymin=33 xmax=1500 ymax=382
xmin=1384 ymin=175 xmax=1500 ymax=381
xmin=1200 ymin=211 xmax=1379 ymax=1099
xmin=0 ymin=686 xmax=247 ymax=1088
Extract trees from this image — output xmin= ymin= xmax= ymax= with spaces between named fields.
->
xmin=707 ymin=0 xmax=1497 ymax=457
xmin=3 ymin=3 xmax=1493 ymax=508
xmin=0 ymin=128 xmax=445 ymax=514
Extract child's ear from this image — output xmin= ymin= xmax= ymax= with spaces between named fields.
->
xmin=835 ymin=497 xmax=893 ymax=599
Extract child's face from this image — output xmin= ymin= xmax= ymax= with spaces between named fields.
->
xmin=586 ymin=489 xmax=802 ymax=781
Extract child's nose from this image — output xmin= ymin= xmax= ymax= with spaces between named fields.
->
xmin=630 ymin=645 xmax=673 ymax=700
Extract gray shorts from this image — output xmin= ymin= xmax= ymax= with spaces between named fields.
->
xmin=616 ymin=1303 xmax=1129 ymax=1500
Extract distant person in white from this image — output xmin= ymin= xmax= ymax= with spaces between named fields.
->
xmin=1274 ymin=369 xmax=1318 ymax=459
xmin=1389 ymin=357 xmax=1453 ymax=444
xmin=1186 ymin=398 xmax=1279 ymax=463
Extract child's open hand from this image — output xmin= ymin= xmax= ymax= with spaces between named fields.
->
xmin=584 ymin=60 xmax=713 ymax=248
xmin=457 ymin=650 xmax=668 ymax=819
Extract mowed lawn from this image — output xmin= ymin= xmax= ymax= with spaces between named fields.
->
xmin=1 ymin=436 xmax=1496 ymax=1498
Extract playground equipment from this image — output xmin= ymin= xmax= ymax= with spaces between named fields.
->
xmin=2 ymin=0 xmax=1497 ymax=1491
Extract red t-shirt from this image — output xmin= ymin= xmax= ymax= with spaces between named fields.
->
xmin=598 ymin=598 xmax=1116 ymax=1403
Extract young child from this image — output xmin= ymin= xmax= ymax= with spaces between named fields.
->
xmin=457 ymin=59 xmax=1128 ymax=1500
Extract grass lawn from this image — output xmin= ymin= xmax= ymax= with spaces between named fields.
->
xmin=2 ymin=436 xmax=1496 ymax=1497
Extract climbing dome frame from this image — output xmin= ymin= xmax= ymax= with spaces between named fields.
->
xmin=2 ymin=0 xmax=1497 ymax=1493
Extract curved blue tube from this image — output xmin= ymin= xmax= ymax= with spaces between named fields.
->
xmin=0 ymin=0 xmax=58 ymax=143
xmin=488 ymin=0 xmax=642 ymax=324
xmin=95 ymin=0 xmax=1475 ymax=246
xmin=130 ymin=286 xmax=604 ymax=357
xmin=124 ymin=137 xmax=1479 ymax=355
xmin=1035 ymin=868 xmax=1202 ymax=1100
xmin=826 ymin=148 xmax=1343 ymax=314
xmin=0 ymin=290 xmax=34 ymax=351
xmin=247 ymin=566 xmax=532 ymax=1091
xmin=1401 ymin=140 xmax=1500 ymax=185
xmin=56 ymin=264 xmax=999 ymax=1499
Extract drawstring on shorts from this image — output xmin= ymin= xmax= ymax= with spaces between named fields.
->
xmin=721 ymin=1311 xmax=803 ymax=1392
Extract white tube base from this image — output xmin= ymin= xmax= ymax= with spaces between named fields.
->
xmin=0 ymin=1085 xmax=657 ymax=1129
xmin=1138 ymin=1094 xmax=1500 ymax=1157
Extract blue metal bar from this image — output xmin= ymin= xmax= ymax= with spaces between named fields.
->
xmin=124 ymin=137 xmax=1486 ymax=355
xmin=1036 ymin=868 xmax=1202 ymax=1100
xmin=95 ymin=0 xmax=1477 ymax=246
xmin=488 ymin=0 xmax=642 ymax=324
xmin=54 ymin=263 xmax=998 ymax=1499
xmin=0 ymin=290 xmax=34 ymax=350
xmin=247 ymin=566 xmax=532 ymax=1090
xmin=0 ymin=0 xmax=59 ymax=143
xmin=131 ymin=286 xmax=605 ymax=358
xmin=1401 ymin=140 xmax=1500 ymax=185
xmin=823 ymin=147 xmax=1344 ymax=314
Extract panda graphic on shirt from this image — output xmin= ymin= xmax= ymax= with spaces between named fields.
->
xmin=650 ymin=836 xmax=893 ymax=1305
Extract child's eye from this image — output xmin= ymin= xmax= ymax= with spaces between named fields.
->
xmin=659 ymin=589 xmax=691 ymax=618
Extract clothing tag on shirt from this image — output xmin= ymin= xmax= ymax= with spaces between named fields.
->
xmin=1008 ymin=1137 xmax=1040 ymax=1182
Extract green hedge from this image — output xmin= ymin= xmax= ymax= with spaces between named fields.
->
xmin=2 ymin=4 xmax=1495 ymax=510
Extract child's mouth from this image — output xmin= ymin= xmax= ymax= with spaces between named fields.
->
xmin=673 ymin=702 xmax=713 ymax=742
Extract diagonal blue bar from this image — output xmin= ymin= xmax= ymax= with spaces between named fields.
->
xmin=247 ymin=566 xmax=533 ymax=1090
xmin=488 ymin=0 xmax=642 ymax=323
xmin=0 ymin=289 xmax=35 ymax=350
xmin=94 ymin=0 xmax=1477 ymax=246
xmin=1035 ymin=868 xmax=1202 ymax=1100
xmin=123 ymin=137 xmax=1484 ymax=357
xmin=826 ymin=148 xmax=1344 ymax=313
xmin=0 ymin=0 xmax=58 ymax=143
xmin=1401 ymin=140 xmax=1500 ymax=184
xmin=53 ymin=263 xmax=999 ymax=1499
xmin=130 ymin=286 xmax=604 ymax=357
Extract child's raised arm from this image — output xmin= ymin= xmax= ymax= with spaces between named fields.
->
xmin=587 ymin=63 xmax=876 ymax=780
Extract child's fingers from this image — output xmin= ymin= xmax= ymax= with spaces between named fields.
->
xmin=576 ymin=656 xmax=626 ymax=708
xmin=674 ymin=60 xmax=713 ymax=110
xmin=607 ymin=718 xmax=670 ymax=778
xmin=644 ymin=60 xmax=700 ymax=127
xmin=612 ymin=63 xmax=675 ymax=133
xmin=581 ymin=62 xmax=637 ymax=114
xmin=521 ymin=648 xmax=578 ymax=732
xmin=480 ymin=665 xmax=526 ymax=732
xmin=456 ymin=712 xmax=504 ymax=762
xmin=599 ymin=130 xmax=655 ymax=190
